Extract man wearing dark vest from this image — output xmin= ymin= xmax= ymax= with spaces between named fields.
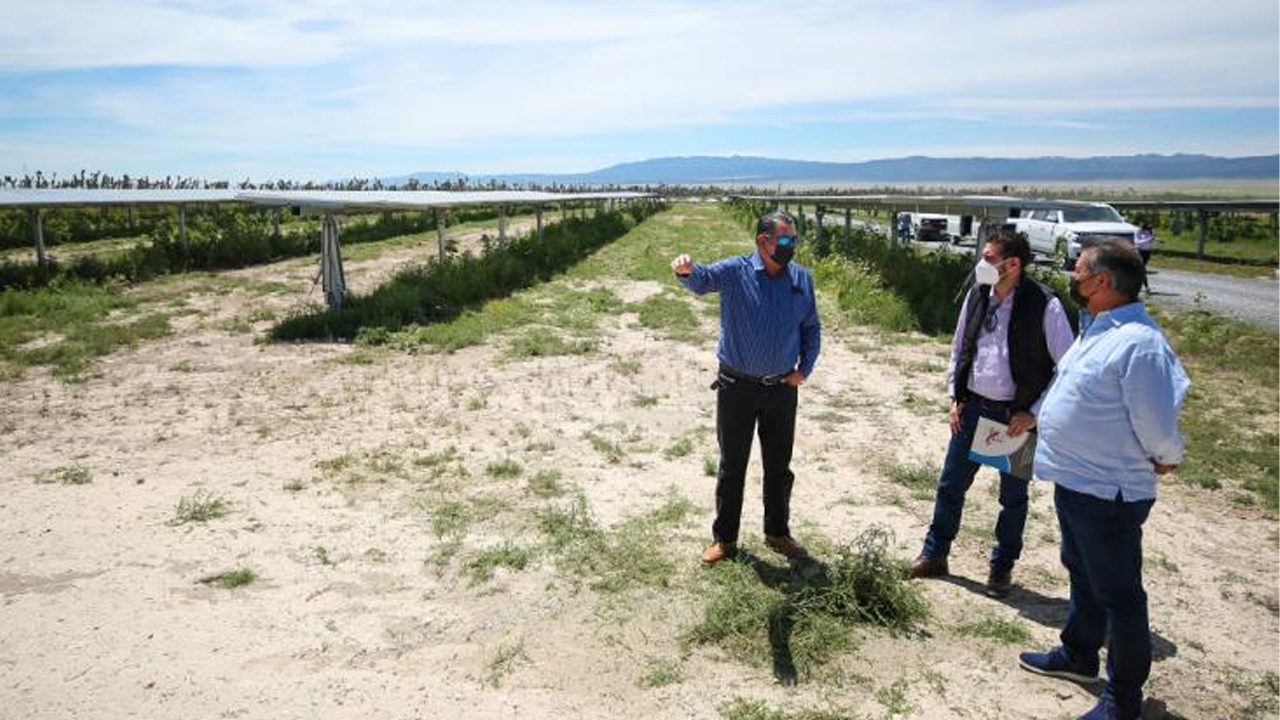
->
xmin=909 ymin=229 xmax=1075 ymax=596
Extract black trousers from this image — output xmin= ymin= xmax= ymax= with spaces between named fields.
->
xmin=713 ymin=378 xmax=798 ymax=544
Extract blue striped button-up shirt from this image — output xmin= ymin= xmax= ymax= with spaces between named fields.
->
xmin=1034 ymin=302 xmax=1190 ymax=502
xmin=677 ymin=252 xmax=821 ymax=378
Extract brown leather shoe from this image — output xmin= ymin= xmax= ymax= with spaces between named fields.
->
xmin=765 ymin=535 xmax=810 ymax=561
xmin=700 ymin=541 xmax=736 ymax=566
xmin=908 ymin=554 xmax=949 ymax=579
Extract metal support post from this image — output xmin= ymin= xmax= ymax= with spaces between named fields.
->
xmin=319 ymin=213 xmax=346 ymax=310
xmin=815 ymin=206 xmax=824 ymax=244
xmin=178 ymin=205 xmax=188 ymax=258
xmin=1197 ymin=210 xmax=1208 ymax=259
xmin=845 ymin=208 xmax=852 ymax=237
xmin=30 ymin=208 xmax=46 ymax=265
xmin=437 ymin=208 xmax=449 ymax=259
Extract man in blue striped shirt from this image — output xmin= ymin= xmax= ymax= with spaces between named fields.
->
xmin=1019 ymin=239 xmax=1190 ymax=720
xmin=671 ymin=210 xmax=821 ymax=565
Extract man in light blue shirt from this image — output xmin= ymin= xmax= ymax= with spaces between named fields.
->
xmin=1019 ymin=240 xmax=1190 ymax=720
xmin=671 ymin=209 xmax=820 ymax=566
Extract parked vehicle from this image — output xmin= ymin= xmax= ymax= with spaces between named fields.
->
xmin=1013 ymin=202 xmax=1137 ymax=268
xmin=944 ymin=214 xmax=980 ymax=244
xmin=914 ymin=213 xmax=949 ymax=242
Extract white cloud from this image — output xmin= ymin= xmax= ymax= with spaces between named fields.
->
xmin=1 ymin=0 xmax=1276 ymax=175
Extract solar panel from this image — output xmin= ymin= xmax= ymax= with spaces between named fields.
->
xmin=0 ymin=189 xmax=240 ymax=208
xmin=0 ymin=188 xmax=652 ymax=211
xmin=234 ymin=189 xmax=652 ymax=211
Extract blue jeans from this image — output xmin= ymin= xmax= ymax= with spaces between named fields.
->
xmin=921 ymin=397 xmax=1029 ymax=571
xmin=1055 ymin=484 xmax=1154 ymax=717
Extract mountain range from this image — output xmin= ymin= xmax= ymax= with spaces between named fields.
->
xmin=381 ymin=154 xmax=1280 ymax=187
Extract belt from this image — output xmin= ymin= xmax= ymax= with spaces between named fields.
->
xmin=971 ymin=393 xmax=1012 ymax=409
xmin=717 ymin=364 xmax=790 ymax=387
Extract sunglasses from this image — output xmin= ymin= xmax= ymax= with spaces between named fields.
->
xmin=983 ymin=304 xmax=1000 ymax=333
xmin=775 ymin=234 xmax=798 ymax=247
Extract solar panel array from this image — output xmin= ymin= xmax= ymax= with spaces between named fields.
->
xmin=0 ymin=189 xmax=653 ymax=211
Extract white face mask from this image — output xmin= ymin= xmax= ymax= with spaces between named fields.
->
xmin=974 ymin=258 xmax=1001 ymax=286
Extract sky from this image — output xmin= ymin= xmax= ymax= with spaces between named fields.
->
xmin=1 ymin=0 xmax=1277 ymax=181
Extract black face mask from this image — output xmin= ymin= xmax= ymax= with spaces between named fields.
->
xmin=770 ymin=245 xmax=795 ymax=266
xmin=1069 ymin=276 xmax=1091 ymax=306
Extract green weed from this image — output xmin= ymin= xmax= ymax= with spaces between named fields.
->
xmin=171 ymin=490 xmax=229 ymax=524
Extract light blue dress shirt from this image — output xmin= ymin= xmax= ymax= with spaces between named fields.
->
xmin=1034 ymin=302 xmax=1190 ymax=502
xmin=677 ymin=252 xmax=821 ymax=378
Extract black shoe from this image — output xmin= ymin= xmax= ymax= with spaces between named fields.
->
xmin=985 ymin=567 xmax=1013 ymax=597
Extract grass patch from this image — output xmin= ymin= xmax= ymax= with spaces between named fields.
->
xmin=704 ymin=455 xmax=719 ymax=477
xmin=874 ymin=680 xmax=913 ymax=717
xmin=637 ymin=658 xmax=685 ymax=688
xmin=200 ymin=567 xmax=255 ymax=589
xmin=527 ymin=469 xmax=565 ymax=498
xmin=882 ymin=461 xmax=939 ymax=501
xmin=663 ymin=436 xmax=696 ymax=460
xmin=629 ymin=293 xmax=704 ymax=343
xmin=584 ymin=430 xmax=626 ymax=464
xmin=484 ymin=642 xmax=531 ymax=688
xmin=374 ymin=285 xmax=623 ymax=354
xmin=485 ymin=458 xmax=523 ymax=479
xmin=719 ymin=698 xmax=859 ymax=720
xmin=0 ymin=281 xmax=172 ymax=378
xmin=901 ymin=390 xmax=945 ymax=416
xmin=1226 ymin=670 xmax=1280 ymax=720
xmin=413 ymin=445 xmax=460 ymax=469
xmin=170 ymin=490 xmax=230 ymax=524
xmin=632 ymin=393 xmax=659 ymax=408
xmin=644 ymin=487 xmax=698 ymax=526
xmin=427 ymin=494 xmax=510 ymax=539
xmin=687 ymin=525 xmax=927 ymax=683
xmin=465 ymin=542 xmax=534 ymax=585
xmin=1151 ymin=306 xmax=1279 ymax=511
xmin=953 ymin=615 xmax=1032 ymax=645
xmin=507 ymin=327 xmax=598 ymax=358
xmin=429 ymin=500 xmax=472 ymax=538
xmin=535 ymin=493 xmax=681 ymax=593
xmin=1150 ymin=254 xmax=1275 ymax=278
xmin=41 ymin=466 xmax=92 ymax=485
xmin=610 ymin=358 xmax=643 ymax=376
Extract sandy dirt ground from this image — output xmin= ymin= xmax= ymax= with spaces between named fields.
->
xmin=1 ymin=209 xmax=1276 ymax=720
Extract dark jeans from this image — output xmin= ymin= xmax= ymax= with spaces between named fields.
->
xmin=1138 ymin=249 xmax=1152 ymax=290
xmin=921 ymin=397 xmax=1029 ymax=571
xmin=1055 ymin=484 xmax=1154 ymax=717
xmin=712 ymin=377 xmax=798 ymax=544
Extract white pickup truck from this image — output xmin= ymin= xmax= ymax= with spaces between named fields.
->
xmin=1014 ymin=202 xmax=1138 ymax=269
